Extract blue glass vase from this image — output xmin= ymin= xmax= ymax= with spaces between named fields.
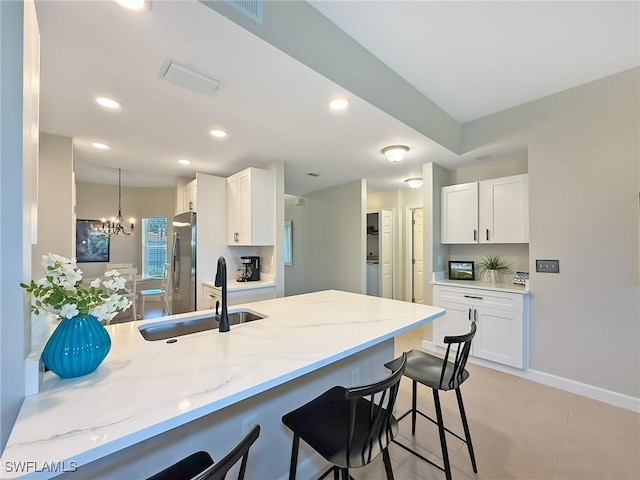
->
xmin=41 ymin=315 xmax=111 ymax=378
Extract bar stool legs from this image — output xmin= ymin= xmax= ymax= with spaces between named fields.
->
xmin=433 ymin=390 xmax=452 ymax=480
xmin=456 ymin=388 xmax=477 ymax=473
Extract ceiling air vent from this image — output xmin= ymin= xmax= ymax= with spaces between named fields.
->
xmin=160 ymin=60 xmax=221 ymax=96
xmin=225 ymin=0 xmax=263 ymax=25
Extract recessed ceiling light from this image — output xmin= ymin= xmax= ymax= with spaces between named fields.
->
xmin=178 ymin=159 xmax=191 ymax=165
xmin=95 ymin=97 xmax=121 ymax=109
xmin=91 ymin=142 xmax=111 ymax=150
xmin=210 ymin=129 xmax=228 ymax=138
xmin=115 ymin=0 xmax=150 ymax=11
xmin=329 ymin=97 xmax=350 ymax=110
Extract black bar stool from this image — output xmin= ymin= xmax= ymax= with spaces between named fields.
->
xmin=146 ymin=424 xmax=260 ymax=480
xmin=384 ymin=322 xmax=477 ymax=480
xmin=282 ymin=353 xmax=407 ymax=480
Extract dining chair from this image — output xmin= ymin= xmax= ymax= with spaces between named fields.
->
xmin=146 ymin=424 xmax=260 ymax=480
xmin=282 ymin=353 xmax=407 ymax=480
xmin=138 ymin=263 xmax=170 ymax=318
xmin=384 ymin=322 xmax=477 ymax=480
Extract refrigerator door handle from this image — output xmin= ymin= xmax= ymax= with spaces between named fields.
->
xmin=172 ymin=232 xmax=180 ymax=289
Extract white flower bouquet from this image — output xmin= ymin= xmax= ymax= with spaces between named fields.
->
xmin=21 ymin=253 xmax=132 ymax=323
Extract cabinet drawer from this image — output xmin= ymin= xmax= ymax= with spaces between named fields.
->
xmin=434 ymin=285 xmax=523 ymax=312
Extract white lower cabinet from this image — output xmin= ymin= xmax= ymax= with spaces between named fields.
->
xmin=202 ymin=283 xmax=276 ymax=310
xmin=432 ymin=284 xmax=528 ymax=369
xmin=202 ymin=284 xmax=222 ymax=310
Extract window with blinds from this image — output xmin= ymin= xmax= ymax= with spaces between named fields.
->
xmin=141 ymin=217 xmax=168 ymax=277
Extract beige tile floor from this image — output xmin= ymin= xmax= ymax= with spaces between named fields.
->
xmin=355 ymin=327 xmax=640 ymax=480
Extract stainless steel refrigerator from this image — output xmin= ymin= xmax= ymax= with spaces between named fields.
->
xmin=171 ymin=212 xmax=196 ymax=314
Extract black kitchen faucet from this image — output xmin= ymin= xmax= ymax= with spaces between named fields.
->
xmin=214 ymin=256 xmax=230 ymax=332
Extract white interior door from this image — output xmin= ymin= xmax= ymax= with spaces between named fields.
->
xmin=412 ymin=208 xmax=424 ymax=303
xmin=380 ymin=209 xmax=393 ymax=299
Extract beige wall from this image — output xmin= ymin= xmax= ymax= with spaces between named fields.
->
xmin=284 ymin=194 xmax=311 ymax=296
xmin=284 ymin=181 xmax=366 ymax=295
xmin=75 ymin=182 xmax=175 ymax=279
xmin=461 ymin=68 xmax=640 ymax=397
xmin=31 ymin=133 xmax=74 ymax=279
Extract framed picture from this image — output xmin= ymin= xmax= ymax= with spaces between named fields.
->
xmin=449 ymin=261 xmax=475 ymax=280
xmin=76 ymin=219 xmax=110 ymax=263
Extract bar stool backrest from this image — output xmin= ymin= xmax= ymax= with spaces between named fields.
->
xmin=343 ymin=352 xmax=407 ymax=468
xmin=195 ymin=424 xmax=260 ymax=480
xmin=441 ymin=321 xmax=477 ymax=390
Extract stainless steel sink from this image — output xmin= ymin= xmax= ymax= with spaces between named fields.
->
xmin=139 ymin=310 xmax=265 ymax=341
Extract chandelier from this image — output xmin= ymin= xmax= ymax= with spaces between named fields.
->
xmin=101 ymin=169 xmax=134 ymax=236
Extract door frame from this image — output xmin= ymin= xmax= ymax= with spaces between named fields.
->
xmin=405 ymin=204 xmax=423 ymax=303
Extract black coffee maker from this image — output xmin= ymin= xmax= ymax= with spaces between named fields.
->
xmin=238 ymin=256 xmax=260 ymax=282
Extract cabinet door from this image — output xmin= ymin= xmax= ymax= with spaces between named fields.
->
xmin=441 ymin=182 xmax=478 ymax=244
xmin=237 ymin=169 xmax=252 ymax=244
xmin=227 ymin=168 xmax=274 ymax=246
xmin=202 ymin=285 xmax=221 ymax=311
xmin=227 ymin=174 xmax=240 ymax=244
xmin=432 ymin=299 xmax=475 ymax=349
xmin=183 ymin=180 xmax=197 ymax=213
xmin=473 ymin=305 xmax=523 ymax=368
xmin=479 ymin=174 xmax=528 ymax=243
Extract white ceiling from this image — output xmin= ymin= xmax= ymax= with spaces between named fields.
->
xmin=310 ymin=1 xmax=640 ymax=123
xmin=35 ymin=1 xmax=639 ymax=194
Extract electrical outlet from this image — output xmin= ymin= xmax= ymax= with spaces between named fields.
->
xmin=536 ymin=259 xmax=560 ymax=273
xmin=351 ymin=367 xmax=361 ymax=386
xmin=242 ymin=414 xmax=258 ymax=435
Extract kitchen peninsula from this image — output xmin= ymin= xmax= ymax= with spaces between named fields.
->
xmin=0 ymin=290 xmax=444 ymax=479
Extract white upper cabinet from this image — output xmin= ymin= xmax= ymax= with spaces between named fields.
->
xmin=441 ymin=173 xmax=528 ymax=244
xmin=441 ymin=182 xmax=479 ymax=244
xmin=478 ymin=174 xmax=528 ymax=243
xmin=227 ymin=167 xmax=274 ymax=246
xmin=183 ymin=179 xmax=197 ymax=213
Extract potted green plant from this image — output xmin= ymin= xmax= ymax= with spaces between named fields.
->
xmin=478 ymin=254 xmax=513 ymax=283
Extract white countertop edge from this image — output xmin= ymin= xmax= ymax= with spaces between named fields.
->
xmin=70 ymin=311 xmax=442 ymax=468
xmin=432 ymin=279 xmax=529 ymax=295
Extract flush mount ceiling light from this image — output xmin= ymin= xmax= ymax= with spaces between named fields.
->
xmin=178 ymin=159 xmax=191 ymax=165
xmin=115 ymin=0 xmax=150 ymax=11
xmin=210 ymin=129 xmax=228 ymax=138
xmin=382 ymin=145 xmax=409 ymax=163
xmin=91 ymin=142 xmax=111 ymax=150
xmin=405 ymin=178 xmax=423 ymax=189
xmin=329 ymin=97 xmax=350 ymax=110
xmin=95 ymin=97 xmax=121 ymax=109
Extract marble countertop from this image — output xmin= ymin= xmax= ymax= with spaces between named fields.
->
xmin=432 ymin=279 xmax=529 ymax=295
xmin=0 ymin=290 xmax=444 ymax=479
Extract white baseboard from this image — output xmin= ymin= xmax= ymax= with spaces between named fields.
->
xmin=421 ymin=340 xmax=640 ymax=413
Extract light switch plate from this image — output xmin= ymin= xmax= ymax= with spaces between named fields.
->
xmin=536 ymin=260 xmax=559 ymax=273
